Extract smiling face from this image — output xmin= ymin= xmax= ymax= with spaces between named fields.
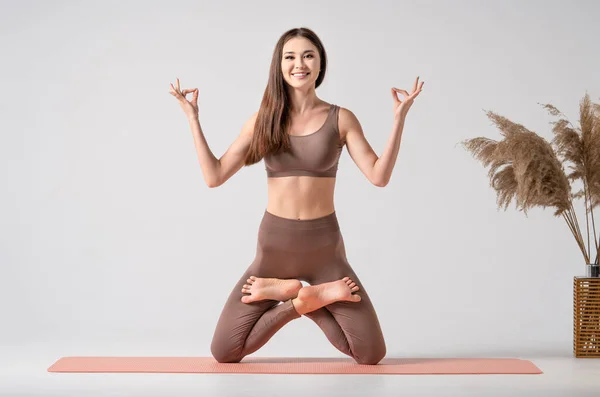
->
xmin=281 ymin=36 xmax=321 ymax=87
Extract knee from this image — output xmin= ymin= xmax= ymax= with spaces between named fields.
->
xmin=355 ymin=342 xmax=386 ymax=365
xmin=210 ymin=341 xmax=243 ymax=363
xmin=211 ymin=349 xmax=243 ymax=364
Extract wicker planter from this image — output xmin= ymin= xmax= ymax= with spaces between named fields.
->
xmin=573 ymin=276 xmax=600 ymax=357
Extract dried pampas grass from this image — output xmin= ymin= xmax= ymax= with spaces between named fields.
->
xmin=461 ymin=93 xmax=600 ymax=265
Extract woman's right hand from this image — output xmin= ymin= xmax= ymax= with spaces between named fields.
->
xmin=169 ymin=78 xmax=199 ymax=118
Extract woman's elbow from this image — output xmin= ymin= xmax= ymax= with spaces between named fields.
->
xmin=206 ymin=175 xmax=222 ymax=188
xmin=372 ymin=178 xmax=388 ymax=188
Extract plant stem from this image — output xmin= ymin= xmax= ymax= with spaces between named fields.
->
xmin=586 ymin=183 xmax=599 ymax=256
xmin=575 ymin=202 xmax=590 ymax=262
xmin=563 ymin=209 xmax=590 ymax=263
xmin=568 ymin=202 xmax=587 ymax=256
xmin=582 ymin=179 xmax=593 ymax=261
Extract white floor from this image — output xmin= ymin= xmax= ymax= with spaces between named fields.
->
xmin=3 ymin=354 xmax=600 ymax=397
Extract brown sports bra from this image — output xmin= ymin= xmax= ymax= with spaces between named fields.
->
xmin=264 ymin=104 xmax=344 ymax=178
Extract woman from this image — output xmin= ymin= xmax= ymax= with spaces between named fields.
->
xmin=169 ymin=27 xmax=423 ymax=365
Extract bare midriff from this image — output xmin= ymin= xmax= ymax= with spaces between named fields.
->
xmin=266 ymin=176 xmax=336 ymax=220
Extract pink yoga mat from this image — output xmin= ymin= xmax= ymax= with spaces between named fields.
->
xmin=47 ymin=357 xmax=543 ymax=375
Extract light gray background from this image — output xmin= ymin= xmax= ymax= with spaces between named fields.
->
xmin=2 ymin=0 xmax=600 ymax=395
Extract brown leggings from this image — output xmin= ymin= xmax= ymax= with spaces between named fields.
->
xmin=210 ymin=210 xmax=386 ymax=365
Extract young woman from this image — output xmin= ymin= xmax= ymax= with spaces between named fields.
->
xmin=169 ymin=27 xmax=423 ymax=365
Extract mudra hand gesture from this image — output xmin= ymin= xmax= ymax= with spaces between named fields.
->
xmin=169 ymin=78 xmax=199 ymax=118
xmin=391 ymin=76 xmax=424 ymax=121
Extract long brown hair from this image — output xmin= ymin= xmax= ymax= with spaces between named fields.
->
xmin=244 ymin=27 xmax=328 ymax=166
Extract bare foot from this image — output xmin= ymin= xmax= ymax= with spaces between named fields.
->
xmin=291 ymin=276 xmax=361 ymax=315
xmin=241 ymin=276 xmax=303 ymax=303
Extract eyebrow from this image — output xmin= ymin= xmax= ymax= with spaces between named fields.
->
xmin=283 ymin=50 xmax=315 ymax=55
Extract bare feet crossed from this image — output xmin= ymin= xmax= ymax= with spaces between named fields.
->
xmin=291 ymin=276 xmax=361 ymax=316
xmin=241 ymin=276 xmax=303 ymax=304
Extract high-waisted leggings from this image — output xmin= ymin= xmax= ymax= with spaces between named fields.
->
xmin=210 ymin=210 xmax=386 ymax=365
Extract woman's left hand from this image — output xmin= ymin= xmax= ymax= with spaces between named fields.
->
xmin=391 ymin=76 xmax=424 ymax=122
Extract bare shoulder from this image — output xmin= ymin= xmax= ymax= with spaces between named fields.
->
xmin=337 ymin=106 xmax=360 ymax=123
xmin=336 ymin=106 xmax=362 ymax=141
xmin=241 ymin=110 xmax=259 ymax=137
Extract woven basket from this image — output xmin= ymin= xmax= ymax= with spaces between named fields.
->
xmin=573 ymin=277 xmax=600 ymax=358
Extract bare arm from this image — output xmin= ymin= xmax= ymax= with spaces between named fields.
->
xmin=342 ymin=77 xmax=424 ymax=187
xmin=188 ymin=111 xmax=257 ymax=188
xmin=341 ymin=107 xmax=405 ymax=187
xmin=169 ymin=79 xmax=257 ymax=188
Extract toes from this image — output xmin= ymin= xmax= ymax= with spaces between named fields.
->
xmin=241 ymin=296 xmax=251 ymax=303
xmin=342 ymin=276 xmax=350 ymax=282
xmin=348 ymin=282 xmax=356 ymax=288
xmin=352 ymin=294 xmax=362 ymax=302
xmin=351 ymin=286 xmax=359 ymax=292
xmin=243 ymin=284 xmax=250 ymax=289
